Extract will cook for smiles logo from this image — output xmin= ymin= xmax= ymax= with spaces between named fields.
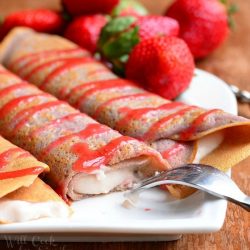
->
xmin=1 ymin=235 xmax=67 ymax=250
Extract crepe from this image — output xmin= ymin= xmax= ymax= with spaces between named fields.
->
xmin=1 ymin=28 xmax=250 ymax=198
xmin=0 ymin=136 xmax=70 ymax=224
xmin=0 ymin=65 xmax=168 ymax=201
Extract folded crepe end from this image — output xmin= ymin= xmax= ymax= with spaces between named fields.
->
xmin=0 ymin=178 xmax=71 ymax=224
xmin=66 ymin=155 xmax=168 ymax=200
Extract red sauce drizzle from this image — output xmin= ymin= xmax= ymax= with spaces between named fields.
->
xmin=143 ymin=106 xmax=195 ymax=141
xmin=58 ymin=68 xmax=113 ymax=98
xmin=0 ymin=148 xmax=24 ymax=168
xmin=161 ymin=143 xmax=186 ymax=160
xmin=30 ymin=112 xmax=83 ymax=137
xmin=93 ymin=93 xmax=153 ymax=120
xmin=179 ymin=109 xmax=221 ymax=140
xmin=0 ymin=167 xmax=44 ymax=180
xmin=41 ymin=123 xmax=110 ymax=160
xmin=9 ymin=48 xmax=86 ymax=72
xmin=11 ymin=101 xmax=63 ymax=134
xmin=40 ymin=58 xmax=94 ymax=90
xmin=72 ymin=136 xmax=133 ymax=173
xmin=115 ymin=102 xmax=184 ymax=131
xmin=19 ymin=48 xmax=87 ymax=75
xmin=66 ymin=79 xmax=123 ymax=100
xmin=0 ymin=147 xmax=41 ymax=180
xmin=0 ymin=94 xmax=50 ymax=119
xmin=75 ymin=79 xmax=135 ymax=108
xmin=23 ymin=58 xmax=71 ymax=80
xmin=0 ymin=83 xmax=29 ymax=99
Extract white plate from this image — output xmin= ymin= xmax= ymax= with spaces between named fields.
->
xmin=0 ymin=69 xmax=237 ymax=242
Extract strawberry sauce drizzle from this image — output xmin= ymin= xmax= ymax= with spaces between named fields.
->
xmin=40 ymin=123 xmax=109 ymax=158
xmin=11 ymin=101 xmax=63 ymax=134
xmin=9 ymin=48 xmax=86 ymax=72
xmin=75 ymin=79 xmax=135 ymax=108
xmin=142 ymin=106 xmax=195 ymax=141
xmin=0 ymin=148 xmax=24 ymax=168
xmin=40 ymin=58 xmax=94 ymax=90
xmin=23 ymin=58 xmax=73 ymax=80
xmin=114 ymin=102 xmax=185 ymax=131
xmin=0 ymin=94 xmax=50 ymax=119
xmin=39 ymin=122 xmax=131 ymax=173
xmin=72 ymin=136 xmax=133 ymax=173
xmin=0 ymin=167 xmax=44 ymax=180
xmin=161 ymin=143 xmax=186 ymax=160
xmin=0 ymin=83 xmax=30 ymax=99
xmin=0 ymin=147 xmax=42 ymax=180
xmin=18 ymin=49 xmax=87 ymax=76
xmin=30 ymin=112 xmax=83 ymax=137
xmin=179 ymin=109 xmax=221 ymax=140
xmin=93 ymin=93 xmax=153 ymax=120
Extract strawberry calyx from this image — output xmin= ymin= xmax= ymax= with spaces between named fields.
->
xmin=111 ymin=0 xmax=148 ymax=17
xmin=98 ymin=16 xmax=139 ymax=74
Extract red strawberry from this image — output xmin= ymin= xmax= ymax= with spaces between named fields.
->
xmin=111 ymin=0 xmax=148 ymax=17
xmin=98 ymin=15 xmax=179 ymax=74
xmin=64 ymin=15 xmax=108 ymax=53
xmin=126 ymin=36 xmax=195 ymax=100
xmin=62 ymin=0 xmax=119 ymax=16
xmin=0 ymin=9 xmax=64 ymax=40
xmin=165 ymin=0 xmax=229 ymax=59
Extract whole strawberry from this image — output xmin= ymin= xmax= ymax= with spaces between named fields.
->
xmin=62 ymin=0 xmax=119 ymax=16
xmin=0 ymin=9 xmax=64 ymax=40
xmin=98 ymin=15 xmax=179 ymax=74
xmin=64 ymin=15 xmax=108 ymax=53
xmin=126 ymin=36 xmax=195 ymax=100
xmin=166 ymin=0 xmax=229 ymax=59
xmin=111 ymin=0 xmax=148 ymax=17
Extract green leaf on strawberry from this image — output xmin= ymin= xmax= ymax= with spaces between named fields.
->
xmin=98 ymin=16 xmax=139 ymax=73
xmin=98 ymin=15 xmax=179 ymax=74
xmin=111 ymin=0 xmax=148 ymax=17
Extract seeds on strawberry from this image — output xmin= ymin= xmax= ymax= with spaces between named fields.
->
xmin=165 ymin=0 xmax=229 ymax=59
xmin=126 ymin=36 xmax=195 ymax=100
xmin=98 ymin=15 xmax=179 ymax=74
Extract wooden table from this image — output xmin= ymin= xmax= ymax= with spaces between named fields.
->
xmin=0 ymin=0 xmax=249 ymax=249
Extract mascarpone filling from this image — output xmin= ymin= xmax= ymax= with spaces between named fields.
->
xmin=0 ymin=199 xmax=69 ymax=223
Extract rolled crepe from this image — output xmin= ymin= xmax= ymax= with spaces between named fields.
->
xmin=1 ymin=28 xmax=250 ymax=198
xmin=0 ymin=136 xmax=70 ymax=224
xmin=0 ymin=66 xmax=168 ymax=201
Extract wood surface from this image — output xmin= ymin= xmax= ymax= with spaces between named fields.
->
xmin=0 ymin=0 xmax=249 ymax=249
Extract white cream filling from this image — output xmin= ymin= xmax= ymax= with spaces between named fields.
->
xmin=194 ymin=131 xmax=224 ymax=163
xmin=0 ymin=199 xmax=69 ymax=223
xmin=123 ymin=132 xmax=224 ymax=208
xmin=74 ymin=166 xmax=139 ymax=195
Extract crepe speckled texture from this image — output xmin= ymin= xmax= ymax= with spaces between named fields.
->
xmin=1 ymin=28 xmax=250 ymax=198
xmin=0 ymin=65 xmax=168 ymax=200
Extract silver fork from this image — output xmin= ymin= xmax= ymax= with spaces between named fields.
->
xmin=129 ymin=164 xmax=250 ymax=211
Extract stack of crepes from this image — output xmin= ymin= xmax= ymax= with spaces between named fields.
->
xmin=1 ymin=28 xmax=250 ymax=198
xmin=0 ymin=65 xmax=168 ymax=201
xmin=0 ymin=136 xmax=70 ymax=224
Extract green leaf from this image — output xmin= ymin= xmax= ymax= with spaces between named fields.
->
xmin=111 ymin=0 xmax=148 ymax=17
xmin=97 ymin=16 xmax=140 ymax=75
xmin=102 ymin=25 xmax=139 ymax=58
